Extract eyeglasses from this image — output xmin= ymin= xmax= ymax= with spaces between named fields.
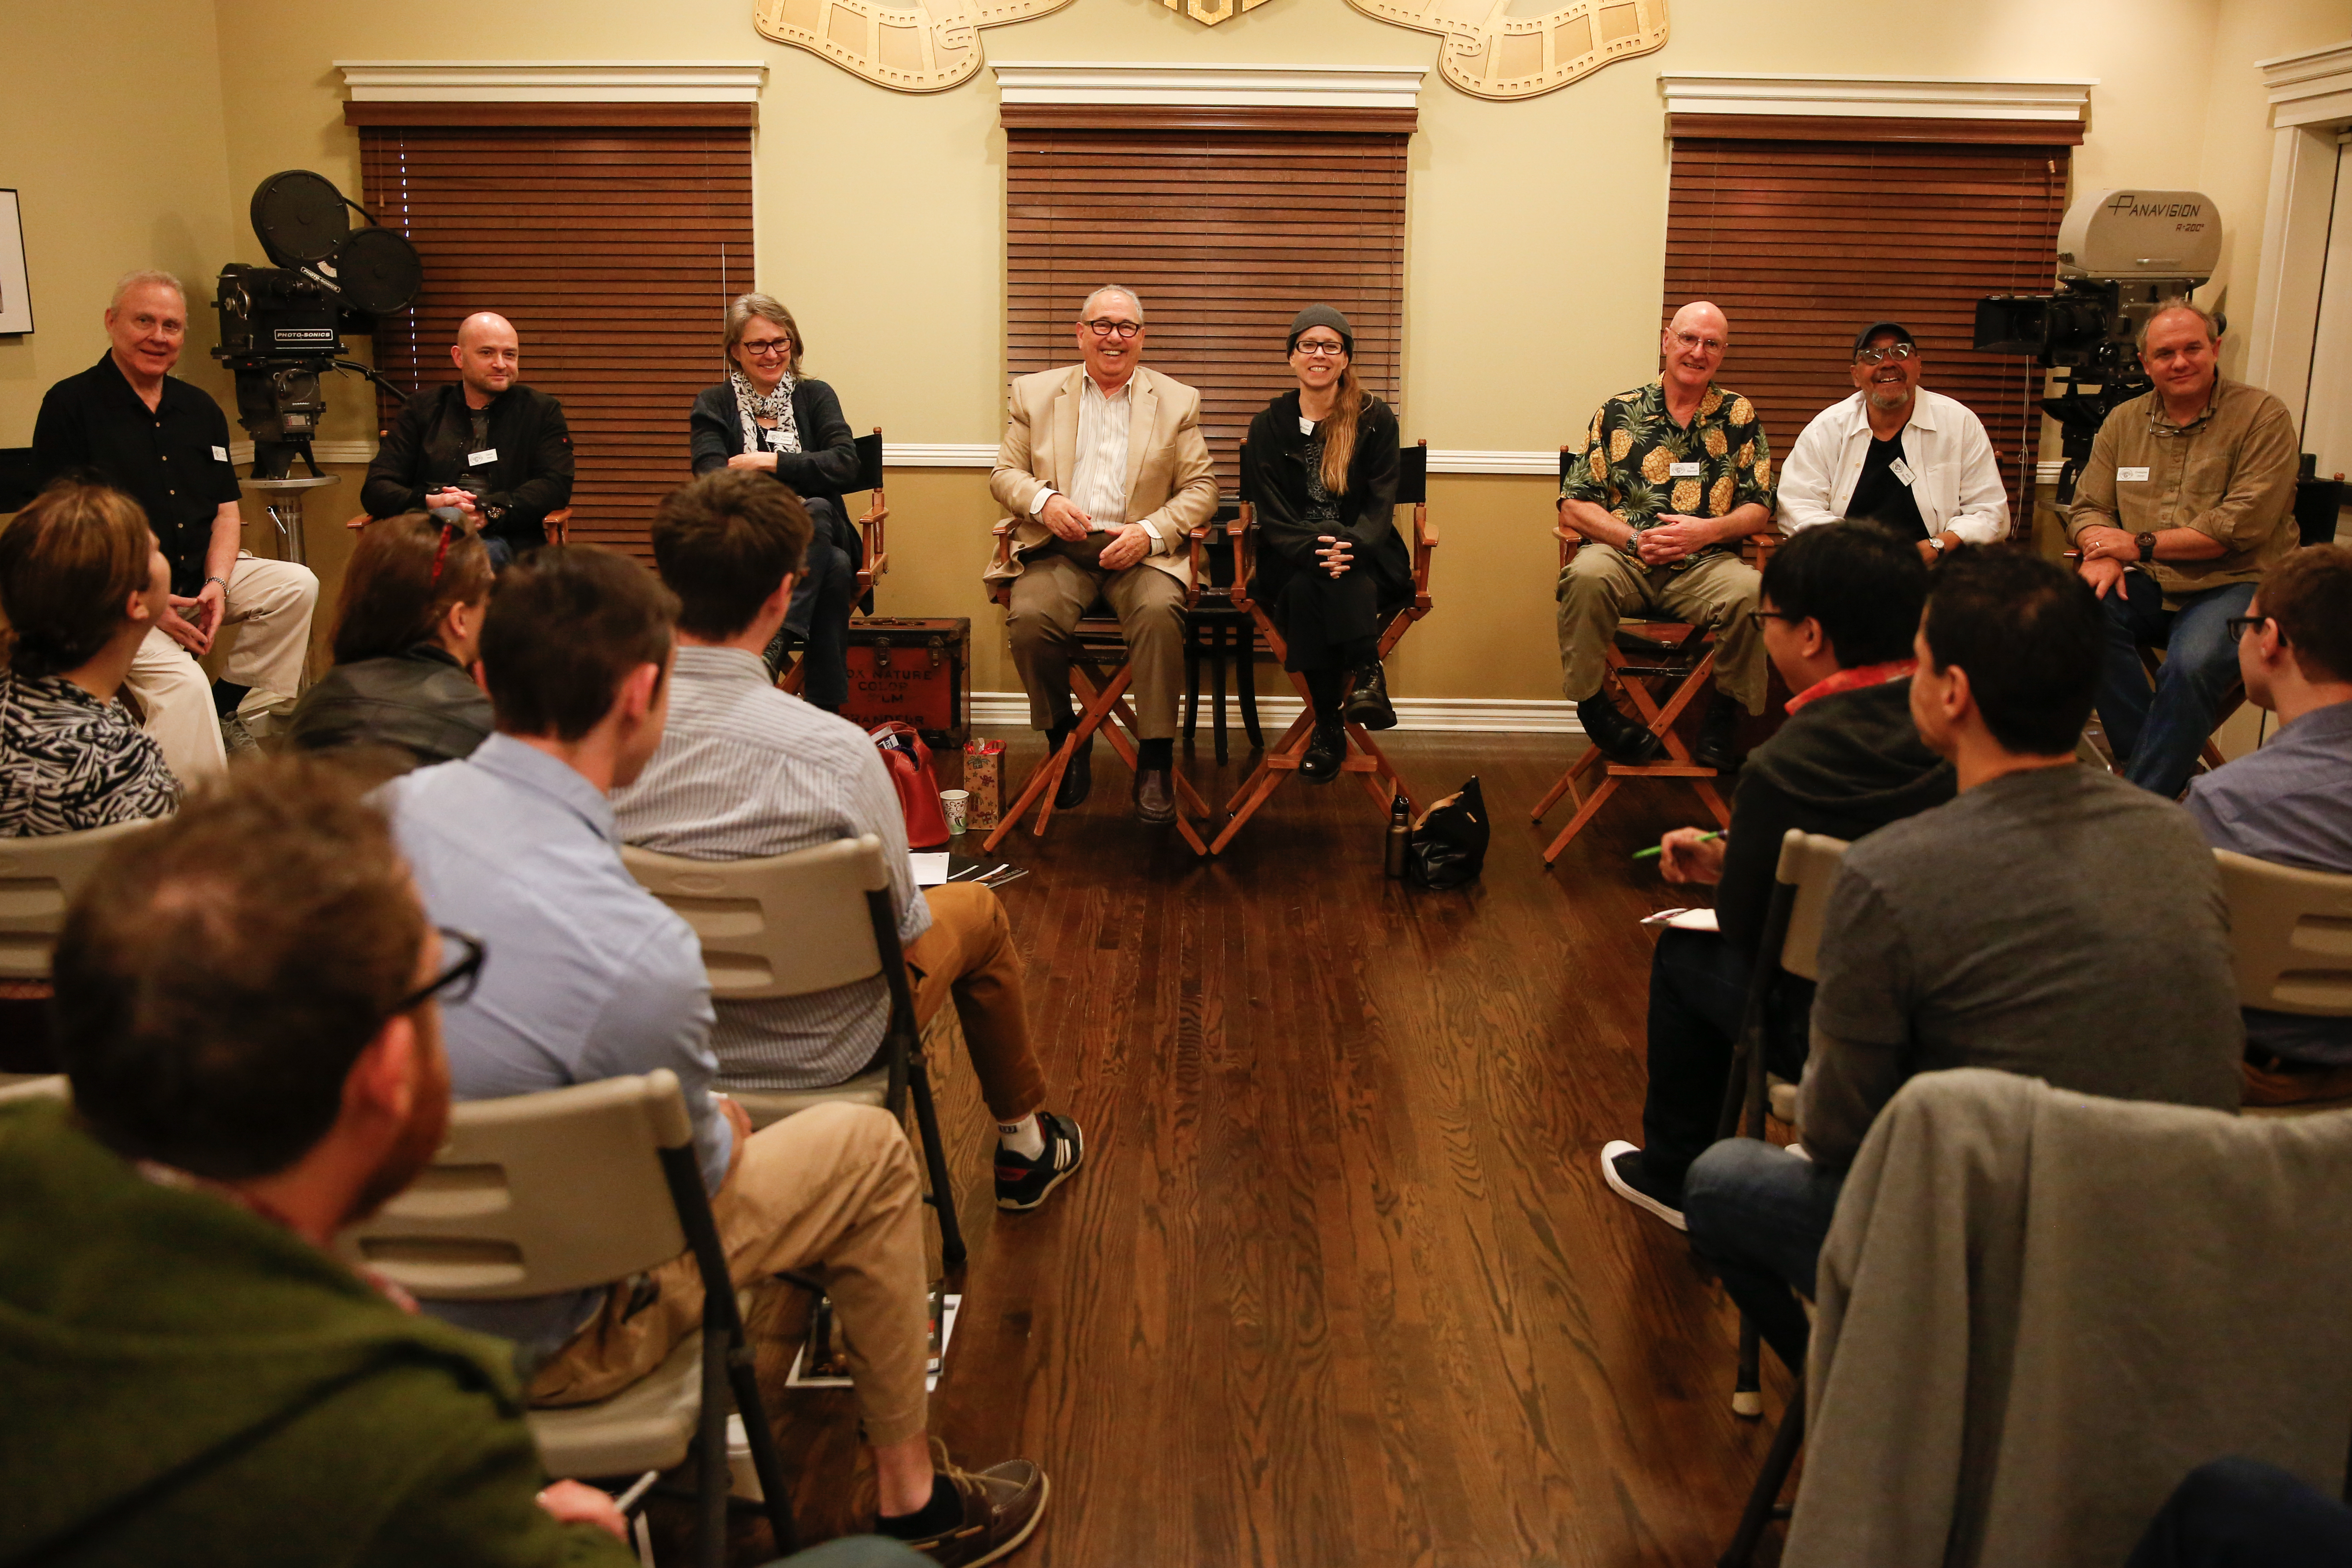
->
xmin=739 ymin=339 xmax=795 ymax=359
xmin=1081 ymin=318 xmax=1143 ymax=340
xmin=1670 ymin=330 xmax=1728 ymax=354
xmin=1293 ymin=340 xmax=1348 ymax=358
xmin=2224 ymin=614 xmax=2271 ymax=643
xmin=1746 ymin=609 xmax=1805 ymax=628
xmin=388 ymin=928 xmax=485 ymax=1016
xmin=1855 ymin=343 xmax=1917 ymax=366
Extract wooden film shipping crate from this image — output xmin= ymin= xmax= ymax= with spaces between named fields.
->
xmin=836 ymin=618 xmax=970 ymax=750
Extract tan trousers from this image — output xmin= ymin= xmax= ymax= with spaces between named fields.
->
xmin=1555 ymin=542 xmax=1767 ymax=714
xmin=124 ymin=553 xmax=320 ymax=784
xmin=907 ymin=882 xmax=1049 ymax=1124
xmin=525 ymin=1101 xmax=932 ymax=1447
xmin=1006 ymin=534 xmax=1187 ymax=740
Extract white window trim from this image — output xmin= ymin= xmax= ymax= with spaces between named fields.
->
xmin=2245 ymin=42 xmax=2352 ymax=420
xmin=1657 ymin=72 xmax=2093 ymax=123
xmin=990 ymin=61 xmax=1424 ymax=110
xmin=335 ymin=60 xmax=767 ymax=102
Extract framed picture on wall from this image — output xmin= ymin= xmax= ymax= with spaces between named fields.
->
xmin=0 ymin=191 xmax=32 ymax=336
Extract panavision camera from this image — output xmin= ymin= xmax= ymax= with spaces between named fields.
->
xmin=213 ymin=170 xmax=423 ymax=479
xmin=1975 ymin=189 xmax=2223 ymax=503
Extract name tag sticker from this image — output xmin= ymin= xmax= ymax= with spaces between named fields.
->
xmin=468 ymin=448 xmax=499 ymax=467
xmin=1668 ymin=461 xmax=1704 ymax=478
xmin=2117 ymin=466 xmax=2152 ymax=482
xmin=210 ymin=445 xmax=229 ymax=463
xmin=1887 ymin=458 xmax=1918 ymax=486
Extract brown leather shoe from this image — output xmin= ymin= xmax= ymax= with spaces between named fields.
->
xmin=1132 ymin=764 xmax=1176 ymax=825
xmin=902 ymin=1445 xmax=1050 ymax=1566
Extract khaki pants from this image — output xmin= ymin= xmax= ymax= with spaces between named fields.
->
xmin=1006 ymin=535 xmax=1187 ymax=740
xmin=906 ymin=882 xmax=1049 ymax=1124
xmin=125 ymin=553 xmax=320 ymax=784
xmin=525 ymin=1101 xmax=932 ymax=1448
xmin=1554 ymin=542 xmax=1766 ymax=714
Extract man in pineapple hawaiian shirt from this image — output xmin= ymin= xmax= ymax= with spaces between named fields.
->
xmin=1556 ymin=301 xmax=1775 ymax=771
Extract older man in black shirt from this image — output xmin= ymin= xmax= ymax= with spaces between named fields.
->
xmin=362 ymin=312 xmax=573 ymax=566
xmin=32 ymin=270 xmax=320 ymax=782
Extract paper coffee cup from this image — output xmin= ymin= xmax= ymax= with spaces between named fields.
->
xmin=939 ymin=790 xmax=970 ymax=832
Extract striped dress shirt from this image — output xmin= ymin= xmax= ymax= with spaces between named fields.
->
xmin=1032 ymin=374 xmax=1134 ymax=533
xmin=611 ymin=644 xmax=931 ymax=1090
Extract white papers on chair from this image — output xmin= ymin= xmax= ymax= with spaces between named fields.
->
xmin=1640 ymin=907 xmax=1720 ymax=933
xmin=790 ymin=1289 xmax=959 ymax=1391
xmin=910 ymin=852 xmax=951 ymax=887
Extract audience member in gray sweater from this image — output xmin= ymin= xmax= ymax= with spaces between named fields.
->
xmin=1683 ymin=547 xmax=2245 ymax=1372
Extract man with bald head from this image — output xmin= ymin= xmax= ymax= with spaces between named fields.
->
xmin=2069 ymin=302 xmax=2300 ymax=799
xmin=1556 ymin=301 xmax=1776 ymax=770
xmin=363 ymin=311 xmax=575 ymax=567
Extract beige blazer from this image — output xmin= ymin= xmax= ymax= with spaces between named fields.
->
xmin=985 ymin=364 xmax=1220 ymax=588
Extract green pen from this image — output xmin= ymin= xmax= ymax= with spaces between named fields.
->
xmin=1633 ymin=830 xmax=1722 ymax=862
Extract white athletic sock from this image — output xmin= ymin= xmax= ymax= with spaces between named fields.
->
xmin=997 ymin=1113 xmax=1046 ymax=1161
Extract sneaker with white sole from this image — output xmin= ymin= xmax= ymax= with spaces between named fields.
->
xmin=1600 ymin=1140 xmax=1687 ymax=1231
xmin=995 ymin=1111 xmax=1084 ymax=1211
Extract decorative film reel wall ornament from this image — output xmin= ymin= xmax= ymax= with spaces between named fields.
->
xmin=1165 ymin=0 xmax=1276 ymax=26
xmin=754 ymin=0 xmax=1073 ymax=91
xmin=1345 ymin=0 xmax=1667 ymax=100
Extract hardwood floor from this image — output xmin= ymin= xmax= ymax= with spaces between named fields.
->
xmin=754 ymin=731 xmax=1795 ymax=1568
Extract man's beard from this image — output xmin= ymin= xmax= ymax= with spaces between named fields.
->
xmin=346 ymin=1038 xmax=452 ymax=1225
xmin=1866 ymin=385 xmax=1910 ymax=412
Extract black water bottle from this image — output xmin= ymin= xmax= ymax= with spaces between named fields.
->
xmin=1384 ymin=793 xmax=1411 ymax=879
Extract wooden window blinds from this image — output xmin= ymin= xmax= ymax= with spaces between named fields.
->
xmin=1663 ymin=119 xmax=2076 ymax=518
xmin=353 ymin=115 xmax=754 ymax=557
xmin=1005 ymin=109 xmax=1413 ymax=480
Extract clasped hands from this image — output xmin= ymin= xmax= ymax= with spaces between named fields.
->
xmin=1553 ymin=505 xmax=1716 ymax=566
xmin=1039 ymin=493 xmax=1154 ymax=570
xmin=160 ymin=580 xmax=226 ymax=656
xmin=2074 ymin=525 xmax=2141 ymax=599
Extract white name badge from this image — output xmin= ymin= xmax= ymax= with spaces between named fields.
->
xmin=468 ymin=447 xmax=499 ymax=467
xmin=1887 ymin=458 xmax=1918 ymax=486
xmin=210 ymin=444 xmax=229 ymax=463
xmin=1668 ymin=461 xmax=1704 ymax=478
xmin=2117 ymin=466 xmax=2152 ymax=482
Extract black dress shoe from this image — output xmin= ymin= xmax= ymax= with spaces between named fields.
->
xmin=1576 ymin=695 xmax=1666 ymax=766
xmin=1052 ymin=731 xmax=1092 ymax=810
xmin=1300 ymin=719 xmax=1346 ymax=783
xmin=1693 ymin=692 xmax=1745 ymax=773
xmin=1132 ymin=764 xmax=1176 ymax=825
xmin=1341 ymin=662 xmax=1398 ymax=731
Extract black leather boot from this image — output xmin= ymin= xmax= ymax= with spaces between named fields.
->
xmin=1050 ymin=728 xmax=1092 ymax=810
xmin=1341 ymin=661 xmax=1398 ymax=731
xmin=1300 ymin=719 xmax=1346 ymax=783
xmin=1693 ymin=692 xmax=1745 ymax=773
xmin=1576 ymin=694 xmax=1666 ymax=766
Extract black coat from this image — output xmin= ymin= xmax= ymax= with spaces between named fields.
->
xmin=1241 ymin=391 xmax=1410 ymax=600
xmin=689 ymin=377 xmax=861 ymax=507
xmin=361 ymin=384 xmax=574 ymax=552
xmin=285 ymin=644 xmax=493 ymax=770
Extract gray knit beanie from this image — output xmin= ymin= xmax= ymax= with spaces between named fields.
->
xmin=1286 ymin=305 xmax=1353 ymax=356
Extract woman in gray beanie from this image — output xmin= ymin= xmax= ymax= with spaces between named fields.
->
xmin=1241 ymin=305 xmax=1409 ymax=782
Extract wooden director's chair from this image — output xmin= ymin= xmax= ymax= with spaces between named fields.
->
xmin=777 ymin=428 xmax=891 ymax=696
xmin=980 ymin=516 xmax=1218 ymax=857
xmin=1531 ymin=446 xmax=1770 ymax=866
xmin=1209 ymin=440 xmax=1439 ymax=857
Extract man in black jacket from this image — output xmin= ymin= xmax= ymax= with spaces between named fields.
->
xmin=362 ymin=313 xmax=573 ymax=566
xmin=1600 ymin=521 xmax=1954 ymax=1229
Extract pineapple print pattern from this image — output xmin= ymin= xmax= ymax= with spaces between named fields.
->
xmin=1560 ymin=378 xmax=1774 ymax=562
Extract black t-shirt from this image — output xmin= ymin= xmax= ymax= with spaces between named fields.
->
xmin=32 ymin=355 xmax=244 ymax=595
xmin=1844 ymin=433 xmax=1928 ymax=542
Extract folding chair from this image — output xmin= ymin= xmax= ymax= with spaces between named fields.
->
xmin=1712 ymin=828 xmax=1847 ymax=1568
xmin=339 ymin=1069 xmax=799 ymax=1567
xmin=623 ymin=834 xmax=965 ymax=1269
xmin=777 ymin=429 xmax=891 ymax=697
xmin=2215 ymin=849 xmax=2352 ymax=1119
xmin=1182 ymin=499 xmax=1265 ymax=767
xmin=0 ymin=817 xmax=162 ymax=989
xmin=1207 ymin=439 xmax=1439 ymax=856
xmin=1532 ymin=447 xmax=1771 ymax=865
xmin=980 ymin=514 xmax=1218 ymax=857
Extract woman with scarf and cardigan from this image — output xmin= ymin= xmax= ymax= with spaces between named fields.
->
xmin=688 ymin=293 xmax=865 ymax=711
xmin=1241 ymin=305 xmax=1408 ymax=783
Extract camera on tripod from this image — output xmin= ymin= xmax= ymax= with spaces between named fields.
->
xmin=213 ymin=170 xmax=423 ymax=480
xmin=1974 ymin=189 xmax=2223 ymax=503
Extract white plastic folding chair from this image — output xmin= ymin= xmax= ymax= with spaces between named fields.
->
xmin=2215 ymin=848 xmax=2352 ymax=1119
xmin=0 ymin=818 xmax=162 ymax=984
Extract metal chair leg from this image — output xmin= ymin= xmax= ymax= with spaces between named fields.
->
xmin=1719 ymin=1384 xmax=1805 ymax=1568
xmin=1734 ymin=1317 xmax=1763 ymax=1418
xmin=907 ymin=1048 xmax=967 ymax=1268
xmin=696 ymin=1323 xmax=730 ymax=1568
xmin=722 ymin=1323 xmax=800 ymax=1555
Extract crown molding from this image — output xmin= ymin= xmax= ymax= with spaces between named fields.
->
xmin=991 ymin=61 xmax=1424 ymax=111
xmin=1658 ymin=72 xmax=2093 ymax=123
xmin=335 ymin=60 xmax=768 ymax=103
xmin=2260 ymin=41 xmax=2352 ymax=128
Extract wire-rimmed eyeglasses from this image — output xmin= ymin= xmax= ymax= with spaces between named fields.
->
xmin=1855 ymin=343 xmax=1917 ymax=366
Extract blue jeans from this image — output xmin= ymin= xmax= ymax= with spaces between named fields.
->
xmin=2096 ymin=572 xmax=2254 ymax=799
xmin=2126 ymin=1457 xmax=2352 ymax=1568
xmin=1683 ymin=1136 xmax=1845 ymax=1372
xmin=1640 ymin=929 xmax=1810 ymax=1199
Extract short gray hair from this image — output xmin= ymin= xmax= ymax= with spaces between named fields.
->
xmin=2138 ymin=299 xmax=2222 ymax=351
xmin=1077 ymin=285 xmax=1143 ymax=325
xmin=110 ymin=270 xmax=186 ymax=312
xmin=722 ymin=292 xmax=802 ymax=372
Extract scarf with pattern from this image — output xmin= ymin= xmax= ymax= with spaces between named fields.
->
xmin=730 ymin=369 xmax=799 ymax=458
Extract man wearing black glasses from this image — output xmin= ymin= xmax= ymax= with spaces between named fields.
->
xmin=1775 ymin=322 xmax=2010 ymax=563
xmin=987 ymin=285 xmax=1219 ymax=825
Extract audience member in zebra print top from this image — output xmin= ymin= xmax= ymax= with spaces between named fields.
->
xmin=0 ymin=482 xmax=181 ymax=837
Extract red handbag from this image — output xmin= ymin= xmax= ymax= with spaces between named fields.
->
xmin=870 ymin=721 xmax=951 ymax=849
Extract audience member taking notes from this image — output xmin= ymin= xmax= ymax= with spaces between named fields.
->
xmin=1683 ymin=547 xmax=2246 ymax=1374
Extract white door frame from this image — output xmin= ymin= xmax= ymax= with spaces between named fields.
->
xmin=2245 ymin=41 xmax=2352 ymax=428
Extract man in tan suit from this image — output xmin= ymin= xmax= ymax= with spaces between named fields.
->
xmin=987 ymin=285 xmax=1218 ymax=825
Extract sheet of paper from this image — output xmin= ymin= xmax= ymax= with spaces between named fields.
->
xmin=911 ymin=852 xmax=951 ymax=887
xmin=1639 ymin=906 xmax=1720 ymax=933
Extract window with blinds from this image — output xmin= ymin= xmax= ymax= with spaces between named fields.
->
xmin=351 ymin=110 xmax=755 ymax=557
xmin=1663 ymin=118 xmax=2077 ymax=521
xmin=1005 ymin=108 xmax=1413 ymax=480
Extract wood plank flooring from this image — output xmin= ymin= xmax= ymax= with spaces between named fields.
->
xmin=756 ymin=731 xmax=1794 ymax=1568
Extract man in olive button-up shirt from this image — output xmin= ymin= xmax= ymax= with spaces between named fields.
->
xmin=2067 ymin=303 xmax=2300 ymax=799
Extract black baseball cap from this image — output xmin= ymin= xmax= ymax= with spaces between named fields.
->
xmin=1852 ymin=321 xmax=1916 ymax=355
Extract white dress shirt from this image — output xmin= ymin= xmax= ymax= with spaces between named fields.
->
xmin=1775 ymin=386 xmax=2011 ymax=544
xmin=1032 ymin=374 xmax=1167 ymax=550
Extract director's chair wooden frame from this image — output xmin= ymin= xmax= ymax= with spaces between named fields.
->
xmin=1208 ymin=439 xmax=1438 ymax=857
xmin=980 ymin=517 xmax=1217 ymax=857
xmin=778 ymin=428 xmax=891 ymax=697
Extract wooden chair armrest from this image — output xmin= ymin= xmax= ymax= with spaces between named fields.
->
xmin=543 ymin=507 xmax=573 ymax=547
xmin=858 ymin=491 xmax=889 ymax=582
xmin=345 ymin=512 xmax=373 ymax=531
xmin=1416 ymin=512 xmax=1440 ymax=550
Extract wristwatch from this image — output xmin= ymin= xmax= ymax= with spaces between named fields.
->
xmin=2134 ymin=531 xmax=2160 ymax=562
xmin=1927 ymin=535 xmax=1949 ymax=555
xmin=203 ymin=574 xmax=229 ymax=590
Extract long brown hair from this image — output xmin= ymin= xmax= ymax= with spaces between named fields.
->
xmin=331 ymin=513 xmax=494 ymax=665
xmin=1317 ymin=365 xmax=1368 ymax=496
xmin=0 ymin=481 xmax=154 ymax=679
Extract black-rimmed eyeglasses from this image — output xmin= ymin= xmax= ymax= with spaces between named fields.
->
xmin=390 ymin=928 xmax=485 ymax=1016
xmin=1081 ymin=318 xmax=1143 ymax=340
xmin=1746 ymin=609 xmax=1805 ymax=628
xmin=2224 ymin=614 xmax=2271 ymax=643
